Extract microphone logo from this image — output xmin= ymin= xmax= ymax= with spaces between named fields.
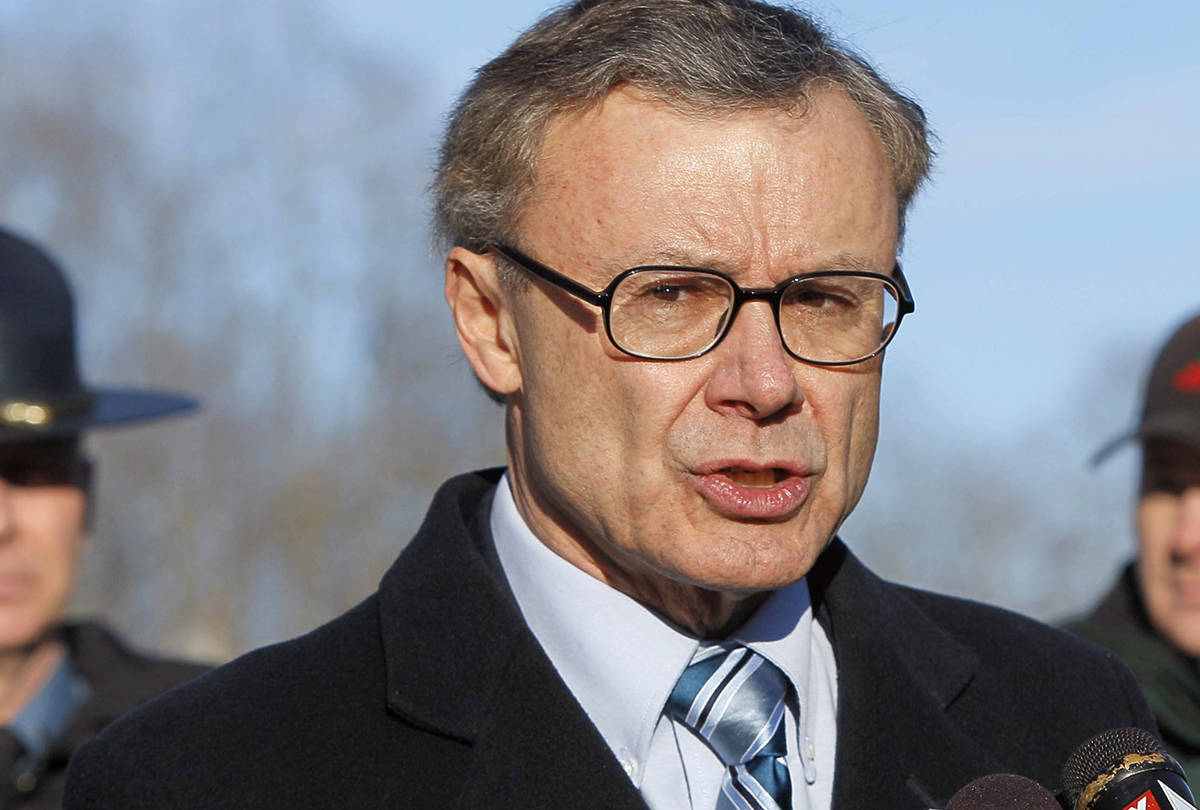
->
xmin=1121 ymin=782 xmax=1199 ymax=810
xmin=1122 ymin=789 xmax=1160 ymax=810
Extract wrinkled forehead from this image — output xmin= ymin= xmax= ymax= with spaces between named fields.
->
xmin=526 ymin=86 xmax=897 ymax=270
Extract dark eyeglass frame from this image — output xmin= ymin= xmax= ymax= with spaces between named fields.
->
xmin=490 ymin=243 xmax=915 ymax=365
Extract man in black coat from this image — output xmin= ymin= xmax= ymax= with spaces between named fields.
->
xmin=0 ymin=228 xmax=208 ymax=809
xmin=66 ymin=1 xmax=1158 ymax=808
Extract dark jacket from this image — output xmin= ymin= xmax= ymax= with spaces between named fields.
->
xmin=65 ymin=469 xmax=1156 ymax=809
xmin=3 ymin=622 xmax=207 ymax=810
xmin=1066 ymin=563 xmax=1200 ymax=777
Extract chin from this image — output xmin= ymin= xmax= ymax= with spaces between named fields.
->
xmin=676 ymin=550 xmax=817 ymax=594
xmin=0 ymin=613 xmax=56 ymax=651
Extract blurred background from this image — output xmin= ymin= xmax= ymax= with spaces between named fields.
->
xmin=1 ymin=0 xmax=1197 ymax=662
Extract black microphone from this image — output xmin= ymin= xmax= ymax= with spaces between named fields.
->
xmin=1062 ymin=727 xmax=1197 ymax=810
xmin=944 ymin=773 xmax=1061 ymax=809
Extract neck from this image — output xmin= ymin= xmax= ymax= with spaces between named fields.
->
xmin=0 ymin=635 xmax=66 ymax=724
xmin=508 ymin=484 xmax=767 ymax=637
xmin=605 ymin=570 xmax=768 ymax=638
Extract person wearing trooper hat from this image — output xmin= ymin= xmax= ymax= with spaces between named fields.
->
xmin=0 ymin=227 xmax=207 ymax=809
xmin=1067 ymin=311 xmax=1200 ymax=775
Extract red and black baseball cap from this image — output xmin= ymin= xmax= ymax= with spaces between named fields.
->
xmin=1093 ymin=311 xmax=1200 ymax=464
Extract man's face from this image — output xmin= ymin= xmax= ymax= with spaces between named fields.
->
xmin=1137 ymin=439 xmax=1200 ymax=655
xmin=0 ymin=441 xmax=88 ymax=651
xmin=458 ymin=86 xmax=898 ymax=628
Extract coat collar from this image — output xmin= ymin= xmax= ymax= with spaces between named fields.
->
xmin=378 ymin=468 xmax=514 ymax=742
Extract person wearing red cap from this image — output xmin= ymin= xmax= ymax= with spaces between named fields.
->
xmin=1069 ymin=311 xmax=1200 ymax=775
xmin=0 ymin=228 xmax=207 ymax=809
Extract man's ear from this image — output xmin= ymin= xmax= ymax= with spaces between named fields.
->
xmin=445 ymin=247 xmax=523 ymax=397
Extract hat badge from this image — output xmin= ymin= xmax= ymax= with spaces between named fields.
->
xmin=1 ymin=401 xmax=52 ymax=428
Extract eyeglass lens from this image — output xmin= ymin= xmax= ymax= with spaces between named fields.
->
xmin=608 ymin=270 xmax=899 ymax=362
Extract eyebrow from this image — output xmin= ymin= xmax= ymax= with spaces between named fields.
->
xmin=620 ymin=247 xmax=891 ymax=275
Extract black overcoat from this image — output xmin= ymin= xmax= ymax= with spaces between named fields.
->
xmin=64 ymin=469 xmax=1155 ymax=809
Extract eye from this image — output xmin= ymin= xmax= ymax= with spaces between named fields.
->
xmin=645 ymin=282 xmax=697 ymax=302
xmin=795 ymin=289 xmax=844 ymax=307
xmin=786 ymin=282 xmax=858 ymax=310
xmin=621 ymin=272 xmax=727 ymax=304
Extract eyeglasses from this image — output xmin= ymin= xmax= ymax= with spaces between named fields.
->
xmin=491 ymin=244 xmax=914 ymax=365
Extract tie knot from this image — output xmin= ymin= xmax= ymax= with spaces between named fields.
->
xmin=666 ymin=645 xmax=790 ymax=767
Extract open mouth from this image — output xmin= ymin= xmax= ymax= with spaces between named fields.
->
xmin=693 ymin=464 xmax=810 ymax=521
xmin=722 ymin=467 xmax=789 ymax=487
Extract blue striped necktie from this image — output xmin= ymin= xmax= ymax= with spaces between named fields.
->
xmin=666 ymin=645 xmax=792 ymax=810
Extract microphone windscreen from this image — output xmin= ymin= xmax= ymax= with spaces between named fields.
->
xmin=1061 ymin=727 xmax=1193 ymax=810
xmin=1062 ymin=727 xmax=1163 ymax=802
xmin=944 ymin=773 xmax=1062 ymax=809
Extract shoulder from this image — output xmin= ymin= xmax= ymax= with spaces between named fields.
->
xmin=816 ymin=542 xmax=1155 ymax=736
xmin=893 ymin=581 xmax=1153 ymax=722
xmin=899 ymin=583 xmax=1100 ymax=654
xmin=66 ymin=622 xmax=208 ymax=686
xmin=64 ymin=598 xmax=390 ymax=809
xmin=65 ymin=620 xmax=198 ymax=666
xmin=99 ymin=595 xmax=381 ymax=734
xmin=818 ymin=541 xmax=1144 ymax=699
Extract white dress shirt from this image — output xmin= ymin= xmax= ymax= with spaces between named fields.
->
xmin=490 ymin=474 xmax=838 ymax=810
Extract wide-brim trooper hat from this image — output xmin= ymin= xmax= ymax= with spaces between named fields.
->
xmin=0 ymin=227 xmax=196 ymax=443
xmin=1092 ymin=311 xmax=1200 ymax=464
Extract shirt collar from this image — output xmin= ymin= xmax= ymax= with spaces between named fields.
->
xmin=8 ymin=650 xmax=90 ymax=762
xmin=726 ymin=573 xmax=814 ymax=719
xmin=490 ymin=473 xmax=815 ymax=783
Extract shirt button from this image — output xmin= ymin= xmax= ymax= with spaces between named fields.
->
xmin=620 ymin=758 xmax=637 ymax=778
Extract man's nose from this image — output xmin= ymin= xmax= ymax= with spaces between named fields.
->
xmin=704 ymin=300 xmax=803 ymax=420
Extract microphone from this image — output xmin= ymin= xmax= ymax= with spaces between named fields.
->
xmin=943 ymin=773 xmax=1061 ymax=809
xmin=1062 ymin=727 xmax=1197 ymax=810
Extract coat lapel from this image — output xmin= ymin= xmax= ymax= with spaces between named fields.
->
xmin=377 ymin=470 xmax=647 ymax=809
xmin=451 ymin=631 xmax=649 ymax=809
xmin=812 ymin=541 xmax=1007 ymax=809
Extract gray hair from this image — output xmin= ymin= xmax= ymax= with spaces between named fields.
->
xmin=434 ymin=0 xmax=933 ymax=257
